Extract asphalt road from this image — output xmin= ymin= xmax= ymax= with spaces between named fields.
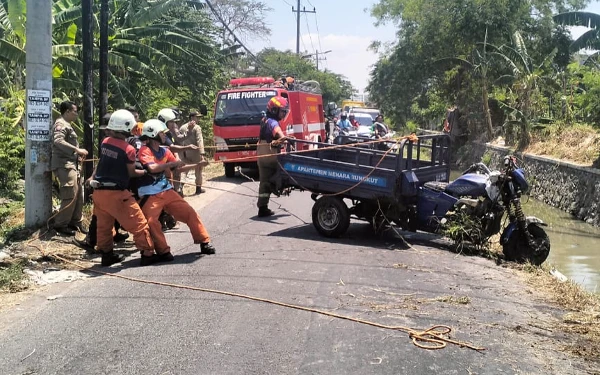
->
xmin=0 ymin=176 xmax=592 ymax=374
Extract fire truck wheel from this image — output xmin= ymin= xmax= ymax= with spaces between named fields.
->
xmin=224 ymin=163 xmax=236 ymax=178
xmin=312 ymin=196 xmax=350 ymax=238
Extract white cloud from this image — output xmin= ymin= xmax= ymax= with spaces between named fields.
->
xmin=288 ymin=33 xmax=381 ymax=93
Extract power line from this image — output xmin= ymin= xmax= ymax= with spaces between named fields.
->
xmin=292 ymin=2 xmax=316 ymax=54
xmin=304 ymin=12 xmax=316 ymax=54
xmin=202 ymin=0 xmax=274 ymax=71
xmin=281 ymin=0 xmax=293 ymax=6
xmin=313 ymin=13 xmax=326 ymax=70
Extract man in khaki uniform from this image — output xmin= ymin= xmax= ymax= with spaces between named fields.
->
xmin=176 ymin=111 xmax=208 ymax=195
xmin=51 ymin=101 xmax=88 ymax=236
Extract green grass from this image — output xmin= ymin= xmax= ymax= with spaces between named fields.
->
xmin=0 ymin=259 xmax=28 ymax=293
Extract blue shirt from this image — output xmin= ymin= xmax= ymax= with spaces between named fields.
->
xmin=338 ymin=119 xmax=352 ymax=130
xmin=137 ymin=145 xmax=176 ymax=197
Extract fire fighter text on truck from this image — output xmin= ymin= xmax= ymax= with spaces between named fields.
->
xmin=213 ymin=76 xmax=326 ymax=177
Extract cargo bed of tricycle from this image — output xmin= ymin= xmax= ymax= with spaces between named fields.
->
xmin=275 ymin=134 xmax=451 ymax=200
xmin=272 ymin=134 xmax=452 ymax=237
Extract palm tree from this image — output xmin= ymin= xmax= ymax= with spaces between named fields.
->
xmin=0 ymin=0 xmax=225 ymax=109
xmin=553 ymin=12 xmax=600 ymax=52
xmin=489 ymin=32 xmax=559 ymax=147
xmin=436 ymin=29 xmax=495 ymax=140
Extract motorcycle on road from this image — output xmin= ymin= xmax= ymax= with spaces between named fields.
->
xmin=417 ymin=155 xmax=550 ymax=265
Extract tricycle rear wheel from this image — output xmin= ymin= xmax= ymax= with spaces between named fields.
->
xmin=312 ymin=196 xmax=350 ymax=238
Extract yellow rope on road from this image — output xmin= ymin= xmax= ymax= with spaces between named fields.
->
xmin=19 ymin=134 xmax=485 ymax=352
xmin=44 ymin=252 xmax=484 ymax=352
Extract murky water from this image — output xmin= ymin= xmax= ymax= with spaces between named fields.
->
xmin=449 ymin=171 xmax=600 ymax=293
xmin=523 ymin=198 xmax=600 ymax=294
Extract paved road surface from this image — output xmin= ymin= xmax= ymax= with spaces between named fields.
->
xmin=0 ymin=177 xmax=591 ymax=374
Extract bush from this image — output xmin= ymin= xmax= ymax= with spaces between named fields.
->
xmin=0 ymin=92 xmax=26 ymax=192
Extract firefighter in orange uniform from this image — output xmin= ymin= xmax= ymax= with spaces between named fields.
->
xmin=88 ymin=110 xmax=157 ymax=266
xmin=137 ymin=119 xmax=216 ymax=258
xmin=256 ymin=96 xmax=289 ymax=217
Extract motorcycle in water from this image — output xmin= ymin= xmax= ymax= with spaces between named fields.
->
xmin=417 ymin=155 xmax=550 ymax=265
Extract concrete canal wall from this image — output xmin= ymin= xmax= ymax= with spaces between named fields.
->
xmin=459 ymin=143 xmax=600 ymax=227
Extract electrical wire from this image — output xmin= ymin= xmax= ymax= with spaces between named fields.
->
xmin=202 ymin=0 xmax=276 ymax=72
xmin=313 ymin=12 xmax=326 ymax=70
xmin=304 ymin=12 xmax=316 ymax=55
xmin=21 ymin=135 xmax=485 ymax=353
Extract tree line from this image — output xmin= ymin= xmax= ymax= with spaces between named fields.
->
xmin=0 ymin=0 xmax=355 ymax=193
xmin=367 ymin=0 xmax=600 ymax=148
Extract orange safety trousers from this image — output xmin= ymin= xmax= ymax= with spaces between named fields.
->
xmin=141 ymin=189 xmax=210 ymax=254
xmin=92 ymin=190 xmax=154 ymax=256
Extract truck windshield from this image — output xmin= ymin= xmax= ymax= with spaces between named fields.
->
xmin=214 ymin=90 xmax=276 ymax=126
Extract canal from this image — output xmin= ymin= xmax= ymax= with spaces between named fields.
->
xmin=524 ymin=198 xmax=600 ymax=294
xmin=448 ymin=170 xmax=600 ymax=293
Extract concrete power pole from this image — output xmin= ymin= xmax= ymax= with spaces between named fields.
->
xmin=292 ymin=2 xmax=316 ymax=54
xmin=24 ymin=0 xmax=53 ymax=227
xmin=81 ymin=0 xmax=95 ymax=201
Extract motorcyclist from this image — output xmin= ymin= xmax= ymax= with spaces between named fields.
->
xmin=373 ymin=114 xmax=390 ymax=151
xmin=373 ymin=114 xmax=389 ymax=138
xmin=349 ymin=113 xmax=360 ymax=129
xmin=337 ymin=112 xmax=353 ymax=134
xmin=256 ymin=96 xmax=289 ymax=217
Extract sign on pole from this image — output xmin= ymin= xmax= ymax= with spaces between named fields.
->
xmin=26 ymin=89 xmax=51 ymax=141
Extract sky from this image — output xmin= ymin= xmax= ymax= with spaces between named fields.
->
xmin=246 ymin=1 xmax=600 ymax=95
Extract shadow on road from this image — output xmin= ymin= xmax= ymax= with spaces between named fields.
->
xmin=266 ymin=221 xmax=452 ymax=252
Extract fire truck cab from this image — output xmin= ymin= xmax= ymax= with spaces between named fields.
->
xmin=213 ymin=76 xmax=326 ymax=177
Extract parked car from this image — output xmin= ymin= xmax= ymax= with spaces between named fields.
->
xmin=350 ymin=107 xmax=380 ymax=122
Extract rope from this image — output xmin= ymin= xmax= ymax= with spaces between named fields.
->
xmin=78 ymin=135 xmax=418 ymax=166
xmin=15 ymin=134 xmax=486 ymax=352
xmin=42 ymin=251 xmax=484 ymax=352
xmin=277 ymin=139 xmax=400 ymax=197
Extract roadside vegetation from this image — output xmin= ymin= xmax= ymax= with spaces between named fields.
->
xmin=368 ymin=0 xmax=600 ymax=167
xmin=0 ymin=0 xmax=354 ymax=248
xmin=0 ymin=0 xmax=598 ymax=363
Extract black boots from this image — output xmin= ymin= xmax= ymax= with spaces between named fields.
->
xmin=200 ymin=243 xmax=216 ymax=255
xmin=195 ymin=187 xmax=206 ymax=195
xmin=101 ymin=251 xmax=125 ymax=267
xmin=258 ymin=207 xmax=274 ymax=217
xmin=140 ymin=252 xmax=175 ymax=266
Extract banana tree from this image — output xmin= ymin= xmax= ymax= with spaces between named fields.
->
xmin=489 ymin=31 xmax=560 ymax=147
xmin=553 ymin=11 xmax=600 ymax=52
xmin=435 ymin=29 xmax=495 ymax=140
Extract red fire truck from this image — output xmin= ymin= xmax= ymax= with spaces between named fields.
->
xmin=213 ymin=76 xmax=326 ymax=177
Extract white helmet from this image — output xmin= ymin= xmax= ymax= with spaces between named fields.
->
xmin=157 ymin=108 xmax=177 ymax=123
xmin=107 ymin=109 xmax=136 ymax=133
xmin=141 ymin=119 xmax=166 ymax=139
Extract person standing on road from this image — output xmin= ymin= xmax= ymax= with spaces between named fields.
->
xmin=137 ymin=120 xmax=216 ymax=259
xmin=87 ymin=110 xmax=157 ymax=266
xmin=51 ymin=101 xmax=88 ymax=236
xmin=256 ymin=96 xmax=289 ymax=218
xmin=74 ymin=112 xmax=129 ymax=252
xmin=157 ymin=108 xmax=198 ymax=196
xmin=177 ymin=111 xmax=207 ymax=195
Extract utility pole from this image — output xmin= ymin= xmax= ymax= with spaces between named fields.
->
xmin=24 ymin=0 xmax=53 ymax=227
xmin=291 ymin=2 xmax=316 ymax=55
xmin=315 ymin=50 xmax=331 ymax=71
xmin=99 ymin=0 xmax=109 ymax=151
xmin=81 ymin=0 xmax=94 ymax=201
xmin=302 ymin=50 xmax=331 ymax=71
